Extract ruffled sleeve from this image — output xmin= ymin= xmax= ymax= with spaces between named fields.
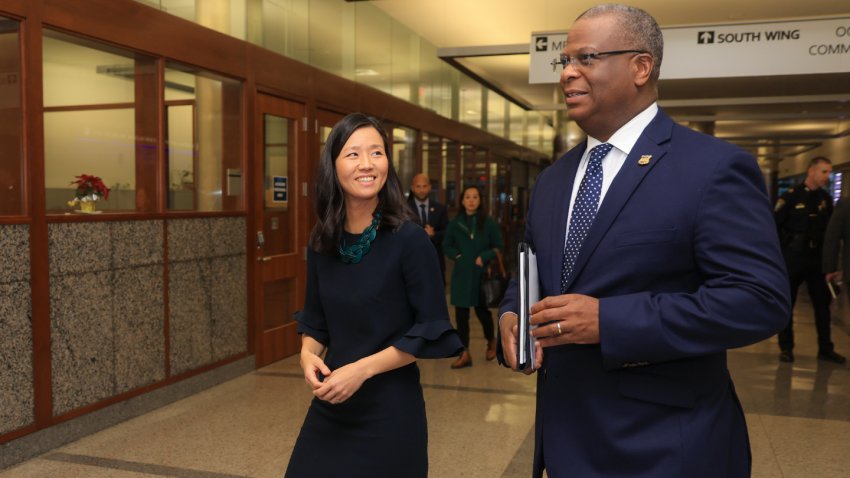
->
xmin=295 ymin=248 xmax=329 ymax=345
xmin=393 ymin=223 xmax=463 ymax=358
xmin=395 ymin=320 xmax=462 ymax=359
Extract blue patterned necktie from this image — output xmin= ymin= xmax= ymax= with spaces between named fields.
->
xmin=560 ymin=142 xmax=613 ymax=293
xmin=419 ymin=203 xmax=427 ymax=225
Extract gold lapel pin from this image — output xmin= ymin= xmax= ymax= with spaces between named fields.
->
xmin=638 ymin=155 xmax=652 ymax=166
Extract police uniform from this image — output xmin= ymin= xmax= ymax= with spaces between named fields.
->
xmin=774 ymin=184 xmax=836 ymax=357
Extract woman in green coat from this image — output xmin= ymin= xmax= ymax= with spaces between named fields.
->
xmin=443 ymin=185 xmax=503 ymax=368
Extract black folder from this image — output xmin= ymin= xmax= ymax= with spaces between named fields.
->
xmin=517 ymin=242 xmax=539 ymax=372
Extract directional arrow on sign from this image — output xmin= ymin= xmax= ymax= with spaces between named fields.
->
xmin=535 ymin=37 xmax=548 ymax=51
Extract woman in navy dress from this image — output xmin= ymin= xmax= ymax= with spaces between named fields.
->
xmin=284 ymin=113 xmax=462 ymax=478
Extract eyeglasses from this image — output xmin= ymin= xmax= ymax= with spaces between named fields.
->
xmin=550 ymin=50 xmax=647 ymax=71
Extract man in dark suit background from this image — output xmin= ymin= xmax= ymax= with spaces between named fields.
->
xmin=497 ymin=4 xmax=790 ymax=477
xmin=407 ymin=173 xmax=449 ymax=283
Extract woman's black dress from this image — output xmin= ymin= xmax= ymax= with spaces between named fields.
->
xmin=285 ymin=221 xmax=463 ymax=478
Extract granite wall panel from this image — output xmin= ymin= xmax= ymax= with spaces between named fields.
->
xmin=0 ymin=280 xmax=33 ymax=435
xmin=168 ymin=218 xmax=211 ymax=262
xmin=48 ymin=221 xmax=165 ymax=416
xmin=46 ymin=217 xmax=245 ymax=416
xmin=48 ymin=222 xmax=111 ymax=276
xmin=168 ymin=260 xmax=213 ymax=375
xmin=168 ymin=217 xmax=247 ymax=374
xmin=50 ymin=271 xmax=115 ymax=416
xmin=211 ymin=255 xmax=247 ymax=361
xmin=0 ymin=225 xmax=32 ymax=435
xmin=113 ymin=265 xmax=165 ymax=394
xmin=112 ymin=221 xmax=164 ymax=268
xmin=0 ymin=224 xmax=30 ymax=284
xmin=210 ymin=216 xmax=246 ymax=256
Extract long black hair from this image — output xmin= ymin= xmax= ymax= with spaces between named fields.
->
xmin=459 ymin=185 xmax=487 ymax=231
xmin=309 ymin=113 xmax=413 ymax=254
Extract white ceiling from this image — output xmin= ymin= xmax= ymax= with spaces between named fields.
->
xmin=368 ymin=0 xmax=850 ymax=164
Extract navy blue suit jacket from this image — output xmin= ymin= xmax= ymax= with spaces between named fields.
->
xmin=499 ymin=110 xmax=790 ymax=477
xmin=407 ymin=197 xmax=449 ymax=279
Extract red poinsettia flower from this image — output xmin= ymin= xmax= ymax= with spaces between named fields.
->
xmin=71 ymin=174 xmax=110 ymax=201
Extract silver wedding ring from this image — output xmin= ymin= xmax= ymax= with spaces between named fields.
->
xmin=555 ymin=322 xmax=562 ymax=336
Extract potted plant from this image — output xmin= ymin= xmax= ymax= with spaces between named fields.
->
xmin=67 ymin=174 xmax=110 ymax=213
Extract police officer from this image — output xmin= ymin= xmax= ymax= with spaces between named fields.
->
xmin=774 ymin=156 xmax=846 ymax=364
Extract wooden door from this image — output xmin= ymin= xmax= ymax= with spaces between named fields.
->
xmin=253 ymin=93 xmax=306 ymax=367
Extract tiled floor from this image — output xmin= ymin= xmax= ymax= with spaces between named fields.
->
xmin=2 ymin=294 xmax=850 ymax=478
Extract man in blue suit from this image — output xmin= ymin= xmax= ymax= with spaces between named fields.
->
xmin=407 ymin=173 xmax=449 ymax=283
xmin=497 ymin=4 xmax=790 ymax=477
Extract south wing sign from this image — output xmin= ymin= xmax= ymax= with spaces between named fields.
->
xmin=530 ymin=16 xmax=850 ymax=83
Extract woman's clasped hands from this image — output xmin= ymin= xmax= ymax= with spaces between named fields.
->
xmin=301 ymin=350 xmax=368 ymax=405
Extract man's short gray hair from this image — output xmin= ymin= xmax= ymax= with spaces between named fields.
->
xmin=576 ymin=4 xmax=664 ymax=81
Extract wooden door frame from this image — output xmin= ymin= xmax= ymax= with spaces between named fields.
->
xmin=251 ymin=92 xmax=308 ymax=368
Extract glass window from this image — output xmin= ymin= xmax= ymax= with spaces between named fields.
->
xmin=43 ymin=31 xmax=155 ymax=213
xmin=492 ymin=157 xmax=510 ymax=224
xmin=421 ymin=133 xmax=444 ymax=203
xmin=137 ymin=0 xmax=249 ymax=41
xmin=509 ymin=103 xmax=526 ymax=146
xmin=354 ymin=3 xmax=392 ymax=96
xmin=459 ymin=75 xmax=482 ymax=129
xmin=257 ymin=0 xmax=309 ymax=63
xmin=165 ymin=63 xmax=242 ymax=211
xmin=462 ymin=146 xmax=489 ymax=201
xmin=418 ymin=42 xmax=447 ymax=116
xmin=389 ymin=21 xmax=418 ymax=104
xmin=445 ymin=140 xmax=460 ymax=211
xmin=132 ymin=0 xmax=554 ymax=153
xmin=391 ymin=126 xmax=417 ymax=194
xmin=0 ymin=18 xmax=22 ymax=216
xmin=263 ymin=114 xmax=295 ymax=254
xmin=305 ymin=0 xmax=354 ymax=79
xmin=487 ymin=91 xmax=506 ymax=138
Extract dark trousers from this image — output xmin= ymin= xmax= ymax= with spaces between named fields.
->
xmin=455 ymin=306 xmax=494 ymax=349
xmin=778 ymin=251 xmax=834 ymax=353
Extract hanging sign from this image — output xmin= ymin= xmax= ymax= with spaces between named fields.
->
xmin=530 ymin=16 xmax=850 ymax=83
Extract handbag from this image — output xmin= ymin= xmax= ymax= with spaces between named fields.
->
xmin=481 ymin=249 xmax=508 ymax=308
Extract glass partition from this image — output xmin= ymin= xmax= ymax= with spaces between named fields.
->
xmin=461 ymin=146 xmax=489 ymax=204
xmin=263 ymin=114 xmax=296 ymax=254
xmin=459 ymin=75 xmax=483 ymax=129
xmin=256 ymin=0 xmax=309 ymax=63
xmin=509 ymin=103 xmax=527 ymax=147
xmin=487 ymin=91 xmax=506 ymax=138
xmin=0 ymin=18 xmax=22 ymax=216
xmin=421 ymin=133 xmax=444 ymax=203
xmin=133 ymin=0 xmax=552 ymax=159
xmin=445 ymin=140 xmax=460 ymax=213
xmin=43 ymin=31 xmax=155 ymax=213
xmin=418 ymin=42 xmax=452 ymax=118
xmin=165 ymin=63 xmax=243 ymax=211
xmin=391 ymin=126 xmax=417 ymax=195
xmin=140 ymin=0 xmax=249 ymax=40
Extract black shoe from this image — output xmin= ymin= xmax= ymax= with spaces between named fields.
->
xmin=817 ymin=350 xmax=846 ymax=364
xmin=779 ymin=350 xmax=794 ymax=363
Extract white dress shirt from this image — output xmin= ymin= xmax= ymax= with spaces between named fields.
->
xmin=564 ymin=102 xmax=659 ymax=244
